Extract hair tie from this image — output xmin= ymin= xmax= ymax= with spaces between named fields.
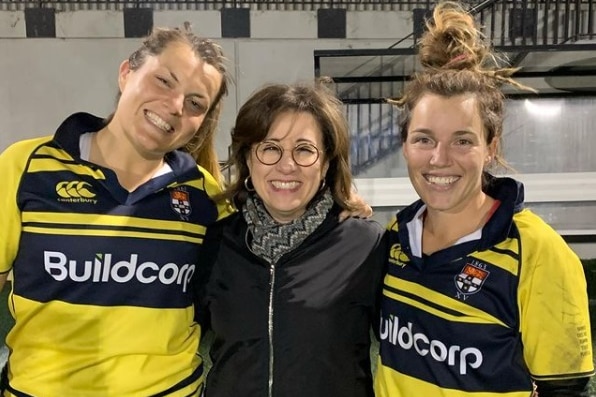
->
xmin=446 ymin=53 xmax=468 ymax=67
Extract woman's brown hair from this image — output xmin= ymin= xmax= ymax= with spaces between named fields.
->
xmin=390 ymin=1 xmax=532 ymax=172
xmin=222 ymin=80 xmax=357 ymax=211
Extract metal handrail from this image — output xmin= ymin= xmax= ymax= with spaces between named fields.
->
xmin=0 ymin=0 xmax=489 ymax=11
xmin=328 ymin=0 xmax=595 ymax=100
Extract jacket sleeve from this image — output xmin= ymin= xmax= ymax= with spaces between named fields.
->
xmin=193 ymin=220 xmax=224 ymax=330
xmin=370 ymin=231 xmax=390 ymax=341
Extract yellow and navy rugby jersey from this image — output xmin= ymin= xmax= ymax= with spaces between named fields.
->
xmin=374 ymin=176 xmax=594 ymax=397
xmin=0 ymin=113 xmax=231 ymax=397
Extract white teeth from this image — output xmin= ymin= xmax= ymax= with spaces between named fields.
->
xmin=146 ymin=111 xmax=173 ymax=133
xmin=426 ymin=175 xmax=458 ymax=185
xmin=271 ymin=181 xmax=299 ymax=190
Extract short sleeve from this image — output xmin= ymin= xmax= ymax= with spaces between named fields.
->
xmin=0 ymin=139 xmax=45 ymax=273
xmin=517 ymin=210 xmax=594 ymax=380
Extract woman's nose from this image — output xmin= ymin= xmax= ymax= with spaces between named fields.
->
xmin=429 ymin=143 xmax=451 ymax=166
xmin=166 ymin=93 xmax=185 ymax=116
xmin=275 ymin=149 xmax=297 ymax=171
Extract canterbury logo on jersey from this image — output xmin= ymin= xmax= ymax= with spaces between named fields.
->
xmin=56 ymin=181 xmax=98 ymax=204
xmin=44 ymin=251 xmax=195 ymax=292
xmin=389 ymin=243 xmax=409 ymax=267
xmin=380 ymin=314 xmax=483 ymax=375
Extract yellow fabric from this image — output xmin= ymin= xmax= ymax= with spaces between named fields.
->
xmin=0 ymin=137 xmax=51 ymax=274
xmin=375 ymin=202 xmax=593 ymax=396
xmin=1 ymin=132 xmax=227 ymax=396
xmin=6 ymin=296 xmax=203 ymax=397
xmin=516 ymin=209 xmax=594 ymax=379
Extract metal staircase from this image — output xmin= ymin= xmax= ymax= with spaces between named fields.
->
xmin=313 ymin=0 xmax=596 ymax=174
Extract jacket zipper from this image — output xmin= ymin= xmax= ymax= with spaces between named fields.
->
xmin=268 ymin=261 xmax=276 ymax=397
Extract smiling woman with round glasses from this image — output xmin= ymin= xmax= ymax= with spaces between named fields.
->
xmin=195 ymin=82 xmax=385 ymax=397
xmin=254 ymin=141 xmax=321 ymax=167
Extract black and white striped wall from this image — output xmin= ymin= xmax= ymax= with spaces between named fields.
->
xmin=0 ymin=8 xmax=415 ymax=39
xmin=0 ymin=7 xmax=417 ymax=155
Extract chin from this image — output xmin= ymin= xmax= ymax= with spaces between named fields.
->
xmin=423 ymin=198 xmax=454 ymax=211
xmin=275 ymin=207 xmax=301 ymax=216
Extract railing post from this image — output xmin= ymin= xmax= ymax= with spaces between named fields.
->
xmin=590 ymin=0 xmax=595 ymax=39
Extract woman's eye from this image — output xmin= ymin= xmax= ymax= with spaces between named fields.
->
xmin=262 ymin=145 xmax=281 ymax=152
xmin=157 ymin=76 xmax=169 ymax=86
xmin=189 ymin=99 xmax=203 ymax=110
xmin=412 ymin=137 xmax=431 ymax=144
xmin=456 ymin=139 xmax=473 ymax=146
xmin=296 ymin=145 xmax=317 ymax=154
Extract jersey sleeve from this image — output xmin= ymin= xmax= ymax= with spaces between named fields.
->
xmin=517 ymin=210 xmax=594 ymax=380
xmin=197 ymin=164 xmax=235 ymax=221
xmin=386 ymin=214 xmax=398 ymax=232
xmin=0 ymin=139 xmax=46 ymax=273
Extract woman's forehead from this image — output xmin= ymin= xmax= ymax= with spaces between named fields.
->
xmin=265 ymin=112 xmax=323 ymax=142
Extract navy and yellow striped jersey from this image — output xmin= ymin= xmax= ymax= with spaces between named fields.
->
xmin=374 ymin=176 xmax=594 ymax=397
xmin=0 ymin=113 xmax=231 ymax=397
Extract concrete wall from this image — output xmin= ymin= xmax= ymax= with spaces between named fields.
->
xmin=0 ymin=9 xmax=412 ymax=157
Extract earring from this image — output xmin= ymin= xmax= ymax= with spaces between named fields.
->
xmin=318 ymin=178 xmax=326 ymax=192
xmin=244 ymin=176 xmax=255 ymax=192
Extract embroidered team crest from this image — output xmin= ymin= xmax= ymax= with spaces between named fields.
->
xmin=170 ymin=188 xmax=192 ymax=216
xmin=455 ymin=263 xmax=489 ymax=295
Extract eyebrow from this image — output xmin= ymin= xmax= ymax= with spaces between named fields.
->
xmin=168 ymin=70 xmax=210 ymax=102
xmin=169 ymin=70 xmax=180 ymax=84
xmin=265 ymin=137 xmax=317 ymax=144
xmin=410 ymin=128 xmax=476 ymax=136
xmin=410 ymin=128 xmax=432 ymax=134
xmin=453 ymin=130 xmax=476 ymax=136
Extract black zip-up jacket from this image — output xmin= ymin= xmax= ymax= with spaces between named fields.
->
xmin=196 ymin=205 xmax=385 ymax=397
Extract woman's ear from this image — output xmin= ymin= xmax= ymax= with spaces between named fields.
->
xmin=118 ymin=60 xmax=132 ymax=93
xmin=487 ymin=137 xmax=498 ymax=163
xmin=321 ymin=160 xmax=330 ymax=179
xmin=402 ymin=143 xmax=409 ymax=161
xmin=246 ymin=151 xmax=253 ymax=175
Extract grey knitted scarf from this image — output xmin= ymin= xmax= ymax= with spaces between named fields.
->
xmin=242 ymin=190 xmax=334 ymax=264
